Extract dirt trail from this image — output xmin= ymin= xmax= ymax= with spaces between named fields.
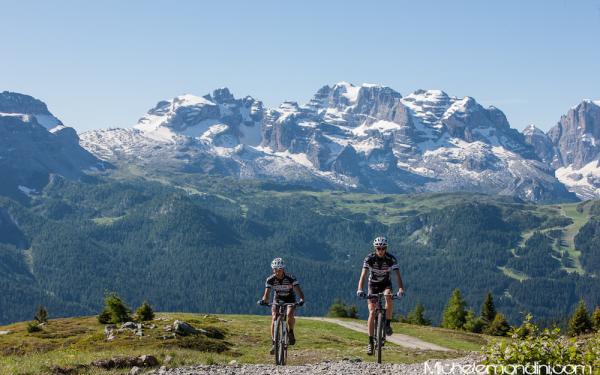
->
xmin=302 ymin=317 xmax=452 ymax=352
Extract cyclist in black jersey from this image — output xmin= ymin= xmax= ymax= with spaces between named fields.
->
xmin=258 ymin=258 xmax=305 ymax=354
xmin=356 ymin=236 xmax=405 ymax=355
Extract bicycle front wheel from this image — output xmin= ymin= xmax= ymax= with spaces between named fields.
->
xmin=376 ymin=312 xmax=384 ymax=364
xmin=277 ymin=320 xmax=287 ymax=365
xmin=274 ymin=316 xmax=282 ymax=365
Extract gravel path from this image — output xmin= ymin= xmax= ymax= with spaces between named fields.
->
xmin=148 ymin=354 xmax=485 ymax=375
xmin=303 ymin=317 xmax=451 ymax=352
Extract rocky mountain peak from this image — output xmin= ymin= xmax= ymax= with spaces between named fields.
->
xmin=522 ymin=124 xmax=545 ymax=136
xmin=0 ymin=91 xmax=63 ymax=130
xmin=205 ymin=87 xmax=236 ymax=104
xmin=548 ymin=99 xmax=600 ymax=169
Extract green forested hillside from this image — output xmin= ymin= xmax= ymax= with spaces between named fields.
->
xmin=1 ymin=172 xmax=599 ymax=326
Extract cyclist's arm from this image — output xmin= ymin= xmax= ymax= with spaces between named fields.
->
xmin=394 ymin=269 xmax=404 ymax=291
xmin=357 ymin=267 xmax=368 ymax=291
xmin=294 ymin=285 xmax=305 ymax=301
xmin=261 ymin=287 xmax=271 ymax=303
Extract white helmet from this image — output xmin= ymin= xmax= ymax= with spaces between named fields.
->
xmin=271 ymin=257 xmax=285 ymax=269
xmin=373 ymin=236 xmax=388 ymax=248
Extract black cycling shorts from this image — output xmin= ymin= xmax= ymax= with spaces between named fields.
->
xmin=272 ymin=293 xmax=296 ymax=313
xmin=368 ymin=280 xmax=392 ymax=300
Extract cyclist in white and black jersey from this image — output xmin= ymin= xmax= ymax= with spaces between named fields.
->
xmin=258 ymin=258 xmax=305 ymax=354
xmin=357 ymin=236 xmax=405 ymax=355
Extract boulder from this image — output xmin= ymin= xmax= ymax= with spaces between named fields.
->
xmin=121 ymin=321 xmax=137 ymax=330
xmin=173 ymin=320 xmax=208 ymax=336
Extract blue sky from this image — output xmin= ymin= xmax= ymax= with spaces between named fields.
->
xmin=1 ymin=0 xmax=599 ymax=132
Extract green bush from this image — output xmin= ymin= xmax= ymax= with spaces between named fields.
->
xmin=464 ymin=310 xmax=485 ymax=333
xmin=97 ymin=309 xmax=112 ymax=324
xmin=327 ymin=299 xmax=359 ymax=319
xmin=26 ymin=321 xmax=42 ymax=333
xmin=592 ymin=307 xmax=600 ymax=332
xmin=98 ymin=293 xmax=132 ymax=324
xmin=135 ymin=301 xmax=155 ymax=322
xmin=513 ymin=313 xmax=536 ymax=339
xmin=484 ymin=315 xmax=600 ymax=374
xmin=407 ymin=302 xmax=431 ymax=326
xmin=485 ymin=313 xmax=511 ymax=336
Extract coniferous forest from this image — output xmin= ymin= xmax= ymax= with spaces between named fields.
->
xmin=1 ymin=173 xmax=599 ymax=326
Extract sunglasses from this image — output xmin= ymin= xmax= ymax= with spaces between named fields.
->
xmin=375 ymin=246 xmax=387 ymax=251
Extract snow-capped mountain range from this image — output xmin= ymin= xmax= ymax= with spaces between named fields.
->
xmin=3 ymin=85 xmax=599 ymax=202
xmin=79 ymin=82 xmax=581 ymax=202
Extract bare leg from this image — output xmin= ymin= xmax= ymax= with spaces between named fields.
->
xmin=271 ymin=309 xmax=277 ymax=340
xmin=287 ymin=306 xmax=296 ymax=331
xmin=384 ymin=289 xmax=393 ymax=320
xmin=367 ymin=301 xmax=376 ymax=336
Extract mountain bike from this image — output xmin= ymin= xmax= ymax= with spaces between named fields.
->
xmin=261 ymin=301 xmax=302 ymax=365
xmin=359 ymin=292 xmax=401 ymax=364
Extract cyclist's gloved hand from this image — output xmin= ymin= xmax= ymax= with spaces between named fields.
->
xmin=257 ymin=299 xmax=267 ymax=306
xmin=396 ymin=289 xmax=405 ymax=298
xmin=298 ymin=299 xmax=305 ymax=306
xmin=357 ymin=290 xmax=366 ymax=298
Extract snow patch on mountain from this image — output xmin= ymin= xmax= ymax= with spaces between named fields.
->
xmin=555 ymin=161 xmax=600 ymax=200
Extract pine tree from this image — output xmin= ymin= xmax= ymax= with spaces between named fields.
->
xmin=464 ymin=309 xmax=485 ymax=333
xmin=485 ymin=313 xmax=511 ymax=336
xmin=34 ymin=305 xmax=48 ymax=323
xmin=441 ymin=288 xmax=467 ymax=330
xmin=568 ymin=299 xmax=593 ymax=336
xmin=592 ymin=307 xmax=600 ymax=332
xmin=480 ymin=292 xmax=496 ymax=325
xmin=98 ymin=293 xmax=131 ymax=324
xmin=135 ymin=301 xmax=155 ymax=322
xmin=407 ymin=302 xmax=431 ymax=326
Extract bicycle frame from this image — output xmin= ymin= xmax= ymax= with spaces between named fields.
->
xmin=360 ymin=292 xmax=401 ymax=364
xmin=263 ymin=301 xmax=300 ymax=366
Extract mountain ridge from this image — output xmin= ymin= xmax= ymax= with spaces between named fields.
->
xmin=78 ymin=82 xmax=582 ymax=202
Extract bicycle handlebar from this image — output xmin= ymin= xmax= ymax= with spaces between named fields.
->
xmin=265 ymin=302 xmax=302 ymax=307
xmin=257 ymin=300 xmax=303 ymax=307
xmin=359 ymin=293 xmax=402 ymax=300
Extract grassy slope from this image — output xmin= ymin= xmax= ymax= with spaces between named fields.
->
xmin=0 ymin=313 xmax=487 ymax=374
xmin=499 ymin=201 xmax=594 ymax=280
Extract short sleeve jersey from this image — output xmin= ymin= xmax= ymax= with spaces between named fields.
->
xmin=265 ymin=273 xmax=299 ymax=299
xmin=362 ymin=252 xmax=399 ymax=284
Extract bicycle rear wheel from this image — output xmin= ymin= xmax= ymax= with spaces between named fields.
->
xmin=376 ymin=312 xmax=384 ymax=364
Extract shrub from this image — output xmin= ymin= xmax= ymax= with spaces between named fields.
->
xmin=407 ymin=302 xmax=431 ymax=326
xmin=513 ymin=313 xmax=536 ymax=339
xmin=483 ymin=315 xmax=600 ymax=373
xmin=34 ymin=305 xmax=48 ymax=323
xmin=464 ymin=310 xmax=485 ymax=333
xmin=98 ymin=309 xmax=112 ymax=324
xmin=327 ymin=299 xmax=359 ymax=319
xmin=135 ymin=301 xmax=155 ymax=322
xmin=26 ymin=321 xmax=42 ymax=333
xmin=592 ymin=307 xmax=600 ymax=332
xmin=98 ymin=293 xmax=131 ymax=324
xmin=485 ymin=313 xmax=511 ymax=336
